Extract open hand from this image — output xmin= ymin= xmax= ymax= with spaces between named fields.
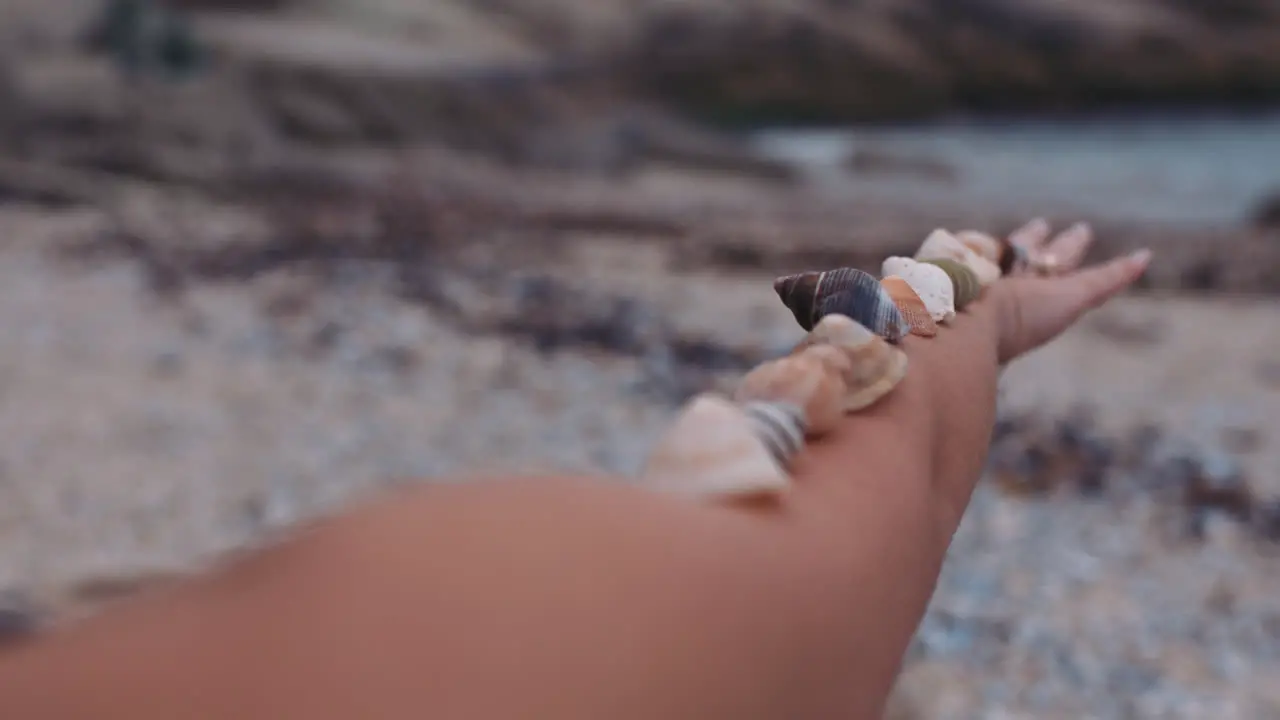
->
xmin=992 ymin=219 xmax=1152 ymax=363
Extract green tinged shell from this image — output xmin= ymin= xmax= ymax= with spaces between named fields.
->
xmin=921 ymin=259 xmax=981 ymax=310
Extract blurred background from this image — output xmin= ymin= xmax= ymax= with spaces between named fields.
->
xmin=0 ymin=0 xmax=1278 ymax=716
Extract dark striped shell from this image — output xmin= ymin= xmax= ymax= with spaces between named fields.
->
xmin=741 ymin=401 xmax=807 ymax=470
xmin=921 ymin=259 xmax=981 ymax=310
xmin=773 ymin=268 xmax=911 ymax=341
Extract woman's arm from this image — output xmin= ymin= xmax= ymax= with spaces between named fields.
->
xmin=0 ymin=229 xmax=1151 ymax=719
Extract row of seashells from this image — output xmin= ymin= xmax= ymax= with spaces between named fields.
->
xmin=637 ymin=227 xmax=1027 ymax=500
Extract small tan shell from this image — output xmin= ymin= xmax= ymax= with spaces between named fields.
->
xmin=793 ymin=314 xmax=908 ymax=412
xmin=916 ymin=229 xmax=1001 ymax=286
xmin=881 ymin=276 xmax=938 ymax=338
xmin=881 ymin=257 xmax=955 ymax=323
xmin=638 ymin=394 xmax=801 ymax=499
xmin=956 ymin=231 xmax=1002 ymax=264
xmin=734 ymin=348 xmax=847 ymax=437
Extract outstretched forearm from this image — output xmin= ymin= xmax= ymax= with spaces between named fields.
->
xmin=0 ymin=288 xmax=1011 ymax=720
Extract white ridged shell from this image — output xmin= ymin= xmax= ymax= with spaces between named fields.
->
xmin=882 ymin=257 xmax=956 ymax=323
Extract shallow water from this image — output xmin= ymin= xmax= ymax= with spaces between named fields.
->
xmin=751 ymin=112 xmax=1280 ymax=227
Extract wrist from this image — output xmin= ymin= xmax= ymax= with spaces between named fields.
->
xmin=980 ymin=280 xmax=1021 ymax=365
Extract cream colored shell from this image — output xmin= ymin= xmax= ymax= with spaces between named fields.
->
xmin=881 ymin=257 xmax=956 ymax=323
xmin=916 ymin=229 xmax=1002 ymax=286
xmin=638 ymin=394 xmax=796 ymax=499
xmin=793 ymin=314 xmax=908 ymax=412
xmin=955 ymin=230 xmax=1002 ymax=264
xmin=734 ymin=347 xmax=847 ymax=437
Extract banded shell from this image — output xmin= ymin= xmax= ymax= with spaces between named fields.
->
xmin=734 ymin=348 xmax=848 ymax=437
xmin=793 ymin=314 xmax=908 ymax=412
xmin=881 ymin=257 xmax=955 ymax=324
xmin=638 ymin=394 xmax=804 ymax=499
xmin=916 ymin=229 xmax=1002 ymax=286
xmin=881 ymin=276 xmax=939 ymax=338
xmin=956 ymin=230 xmax=1002 ymax=264
xmin=922 ymin=258 xmax=981 ymax=310
xmin=774 ymin=268 xmax=910 ymax=342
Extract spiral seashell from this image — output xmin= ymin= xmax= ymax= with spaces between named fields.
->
xmin=956 ymin=230 xmax=1002 ymax=264
xmin=921 ymin=258 xmax=982 ymax=310
xmin=916 ymin=229 xmax=1002 ymax=286
xmin=881 ymin=257 xmax=955 ymax=324
xmin=734 ymin=348 xmax=848 ymax=437
xmin=742 ymin=401 xmax=807 ymax=470
xmin=880 ymin=276 xmax=939 ymax=338
xmin=773 ymin=268 xmax=910 ymax=342
xmin=638 ymin=393 xmax=804 ymax=499
xmin=793 ymin=314 xmax=908 ymax=412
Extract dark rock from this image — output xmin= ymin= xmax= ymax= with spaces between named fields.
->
xmin=1253 ymin=499 xmax=1280 ymax=541
xmin=1253 ymin=192 xmax=1280 ymax=229
xmin=1076 ymin=438 xmax=1115 ymax=496
xmin=1123 ymin=422 xmax=1165 ymax=469
xmin=1221 ymin=425 xmax=1265 ymax=455
xmin=1184 ymin=452 xmax=1253 ymax=520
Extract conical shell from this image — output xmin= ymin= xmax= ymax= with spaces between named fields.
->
xmin=922 ymin=258 xmax=981 ymax=310
xmin=792 ymin=314 xmax=908 ymax=412
xmin=916 ymin=229 xmax=1002 ymax=286
xmin=772 ymin=272 xmax=823 ymax=331
xmin=881 ymin=257 xmax=955 ymax=324
xmin=742 ymin=401 xmax=807 ymax=470
xmin=956 ymin=231 xmax=1002 ymax=264
xmin=881 ymin=276 xmax=938 ymax=338
xmin=774 ymin=268 xmax=910 ymax=342
xmin=734 ymin=348 xmax=848 ymax=437
xmin=638 ymin=394 xmax=801 ymax=499
xmin=915 ymin=229 xmax=971 ymax=263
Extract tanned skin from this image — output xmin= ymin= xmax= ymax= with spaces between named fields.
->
xmin=0 ymin=224 xmax=1150 ymax=719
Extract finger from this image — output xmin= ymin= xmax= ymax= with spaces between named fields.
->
xmin=1045 ymin=222 xmax=1094 ymax=271
xmin=1008 ymin=217 xmax=1051 ymax=252
xmin=1059 ymin=248 xmax=1152 ymax=313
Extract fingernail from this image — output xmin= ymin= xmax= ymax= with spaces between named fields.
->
xmin=1129 ymin=248 xmax=1152 ymax=267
